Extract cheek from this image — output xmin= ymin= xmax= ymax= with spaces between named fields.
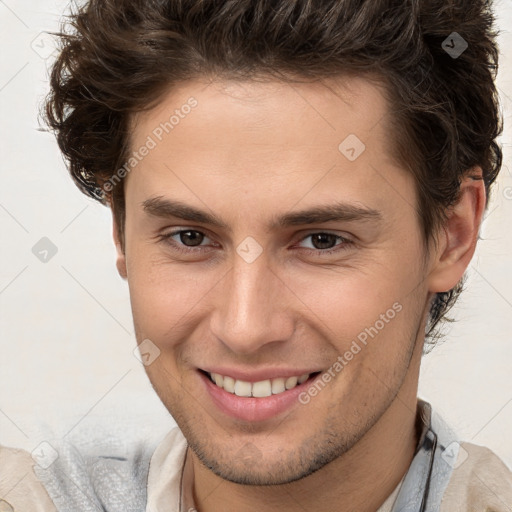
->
xmin=286 ymin=255 xmax=424 ymax=367
xmin=289 ymin=260 xmax=407 ymax=328
xmin=126 ymin=249 xmax=215 ymax=340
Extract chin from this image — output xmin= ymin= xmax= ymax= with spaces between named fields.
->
xmin=200 ymin=457 xmax=322 ymax=486
xmin=188 ymin=430 xmax=355 ymax=486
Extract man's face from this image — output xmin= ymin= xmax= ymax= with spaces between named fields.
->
xmin=120 ymin=76 xmax=432 ymax=484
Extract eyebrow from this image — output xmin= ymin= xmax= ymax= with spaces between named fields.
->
xmin=142 ymin=196 xmax=383 ymax=231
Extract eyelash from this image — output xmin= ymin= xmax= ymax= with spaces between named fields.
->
xmin=158 ymin=229 xmax=353 ymax=256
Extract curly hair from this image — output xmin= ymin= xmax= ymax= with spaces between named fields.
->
xmin=43 ymin=0 xmax=502 ymax=346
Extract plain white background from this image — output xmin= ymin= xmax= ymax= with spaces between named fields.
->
xmin=1 ymin=0 xmax=511 ymax=469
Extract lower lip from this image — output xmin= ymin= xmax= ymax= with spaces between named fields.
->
xmin=199 ymin=371 xmax=318 ymax=422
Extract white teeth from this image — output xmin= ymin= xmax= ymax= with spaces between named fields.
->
xmin=209 ymin=372 xmax=311 ymax=397
xmin=271 ymin=378 xmax=285 ymax=394
xmin=298 ymin=373 xmax=309 ymax=384
xmin=223 ymin=376 xmax=235 ymax=393
xmin=252 ymin=380 xmax=272 ymax=398
xmin=234 ymin=380 xmax=252 ymax=397
xmin=285 ymin=376 xmax=298 ymax=389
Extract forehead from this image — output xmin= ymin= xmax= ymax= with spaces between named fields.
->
xmin=131 ymin=75 xmax=390 ymax=150
xmin=125 ymin=75 xmax=414 ymax=223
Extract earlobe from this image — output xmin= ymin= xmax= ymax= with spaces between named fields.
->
xmin=111 ymin=208 xmax=128 ymax=280
xmin=115 ymin=240 xmax=128 ymax=280
xmin=428 ymin=171 xmax=486 ymax=293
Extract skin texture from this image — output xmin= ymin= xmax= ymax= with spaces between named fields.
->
xmin=112 ymin=76 xmax=485 ymax=512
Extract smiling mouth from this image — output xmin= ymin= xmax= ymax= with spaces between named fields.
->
xmin=202 ymin=370 xmax=322 ymax=398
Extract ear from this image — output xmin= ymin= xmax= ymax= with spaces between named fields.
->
xmin=111 ymin=205 xmax=128 ymax=280
xmin=427 ymin=170 xmax=486 ymax=293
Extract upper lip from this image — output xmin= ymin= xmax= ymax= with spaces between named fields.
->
xmin=200 ymin=367 xmax=322 ymax=382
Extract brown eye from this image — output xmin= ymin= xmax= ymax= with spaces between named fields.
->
xmin=159 ymin=229 xmax=214 ymax=254
xmin=177 ymin=230 xmax=205 ymax=247
xmin=297 ymin=232 xmax=353 ymax=255
xmin=309 ymin=233 xmax=338 ymax=250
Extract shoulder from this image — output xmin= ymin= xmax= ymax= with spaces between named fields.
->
xmin=31 ymin=432 xmax=160 ymax=512
xmin=0 ymin=445 xmax=57 ymax=511
xmin=441 ymin=442 xmax=512 ymax=511
xmin=0 ymin=425 xmax=176 ymax=511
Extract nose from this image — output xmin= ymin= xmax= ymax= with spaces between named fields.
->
xmin=209 ymin=254 xmax=296 ymax=355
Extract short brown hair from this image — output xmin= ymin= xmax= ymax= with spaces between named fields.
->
xmin=44 ymin=0 xmax=502 ymax=345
